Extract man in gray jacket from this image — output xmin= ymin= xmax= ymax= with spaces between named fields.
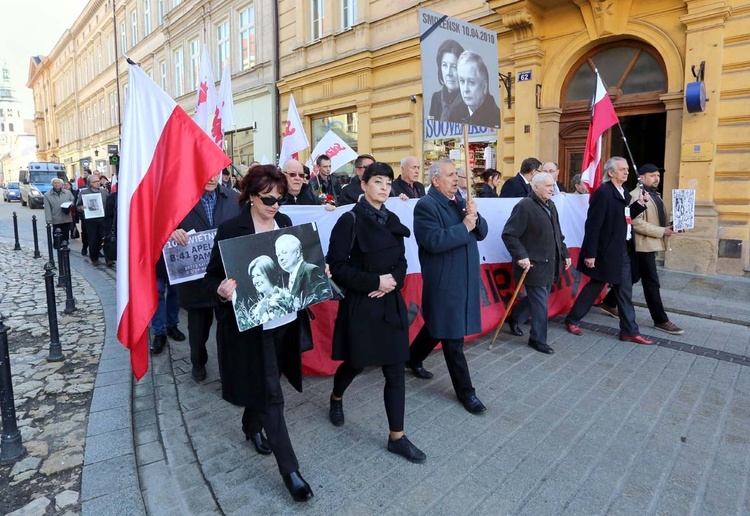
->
xmin=44 ymin=178 xmax=75 ymax=247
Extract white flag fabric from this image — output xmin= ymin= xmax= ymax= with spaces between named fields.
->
xmin=304 ymin=129 xmax=358 ymax=173
xmin=213 ymin=62 xmax=235 ymax=147
xmin=194 ymin=44 xmax=217 ymax=136
xmin=278 ymin=95 xmax=310 ymax=167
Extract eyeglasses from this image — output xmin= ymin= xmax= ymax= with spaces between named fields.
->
xmin=257 ymin=195 xmax=284 ymax=206
xmin=285 ymin=172 xmax=303 ymax=178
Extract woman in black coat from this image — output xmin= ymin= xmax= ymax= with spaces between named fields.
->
xmin=477 ymin=169 xmax=500 ymax=198
xmin=203 ymin=165 xmax=314 ymax=502
xmin=326 ymin=163 xmax=426 ymax=463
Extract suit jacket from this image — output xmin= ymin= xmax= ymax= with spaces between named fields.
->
xmin=499 ymin=173 xmax=531 ymax=198
xmin=289 ymin=261 xmax=331 ymax=306
xmin=579 ymin=181 xmax=646 ymax=284
xmin=309 ymin=174 xmax=342 ymax=204
xmin=390 ymin=176 xmax=426 ymax=199
xmin=282 ymin=183 xmax=318 ymax=206
xmin=414 ymin=187 xmax=488 ymax=340
xmin=203 ymin=209 xmax=312 ymax=408
xmin=338 ymin=179 xmax=364 ymax=205
xmin=177 ymin=186 xmax=241 ymax=309
xmin=447 ymin=94 xmax=501 ymax=128
xmin=502 ymin=193 xmax=569 ymax=286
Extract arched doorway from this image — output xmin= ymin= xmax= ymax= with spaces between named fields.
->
xmin=559 ymin=41 xmax=667 ymax=192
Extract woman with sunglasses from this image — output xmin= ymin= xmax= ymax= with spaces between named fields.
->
xmin=204 ymin=165 xmax=314 ymax=502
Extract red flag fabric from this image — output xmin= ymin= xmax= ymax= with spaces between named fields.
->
xmin=117 ymin=64 xmax=230 ymax=380
xmin=581 ymin=72 xmax=619 ymax=192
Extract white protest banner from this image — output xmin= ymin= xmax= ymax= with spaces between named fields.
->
xmin=304 ymin=129 xmax=358 ymax=173
xmin=162 ymin=229 xmax=217 ymax=285
xmin=419 ymin=8 xmax=501 ymax=130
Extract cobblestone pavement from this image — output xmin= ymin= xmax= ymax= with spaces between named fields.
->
xmin=0 ymin=243 xmax=105 ymax=515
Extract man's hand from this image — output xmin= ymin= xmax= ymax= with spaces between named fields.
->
xmin=171 ymin=228 xmax=189 ymax=246
xmin=399 ymin=193 xmax=409 ymax=201
xmin=463 ymin=213 xmax=477 ymax=232
xmin=324 ymin=263 xmax=332 ymax=278
xmin=378 ymin=274 xmax=397 ymax=293
xmin=324 ymin=204 xmax=336 ymax=211
xmin=517 ymin=258 xmax=531 ymax=272
xmin=664 ymin=226 xmax=676 ymax=237
xmin=565 ymin=257 xmax=572 ymax=270
xmin=217 ymin=278 xmax=236 ymax=300
xmin=368 ymin=290 xmax=386 ymax=298
xmin=637 ymin=190 xmax=651 ymax=205
xmin=584 ymin=257 xmax=595 ymax=268
xmin=465 ymin=199 xmax=478 ymax=216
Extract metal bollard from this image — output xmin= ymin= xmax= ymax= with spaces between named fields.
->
xmin=43 ymin=263 xmax=64 ymax=362
xmin=0 ymin=313 xmax=27 ymax=465
xmin=12 ymin=212 xmax=21 ymax=251
xmin=31 ymin=215 xmax=42 ymax=258
xmin=55 ymin=229 xmax=66 ymax=288
xmin=61 ymin=240 xmax=77 ymax=314
xmin=45 ymin=223 xmax=56 ymax=269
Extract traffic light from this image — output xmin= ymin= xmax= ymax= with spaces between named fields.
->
xmin=109 ymin=154 xmax=120 ymax=166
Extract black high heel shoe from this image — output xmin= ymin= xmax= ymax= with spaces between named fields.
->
xmin=282 ymin=471 xmax=313 ymax=502
xmin=243 ymin=428 xmax=272 ymax=455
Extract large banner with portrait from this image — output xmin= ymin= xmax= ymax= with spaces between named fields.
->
xmin=279 ymin=196 xmax=599 ymax=376
xmin=419 ymin=8 xmax=501 ymax=130
xmin=218 ymin=223 xmax=333 ymax=331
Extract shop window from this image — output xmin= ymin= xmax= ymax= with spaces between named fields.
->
xmin=311 ymin=112 xmax=358 ymax=176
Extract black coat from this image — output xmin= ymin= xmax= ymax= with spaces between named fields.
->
xmin=338 ymin=179 xmax=363 ymax=205
xmin=414 ymin=187 xmax=488 ymax=339
xmin=447 ymin=94 xmax=501 ymax=128
xmin=502 ymin=193 xmax=570 ymax=286
xmin=477 ymin=183 xmax=498 ymax=198
xmin=309 ymin=174 xmax=342 ymax=204
xmin=579 ymin=181 xmax=646 ymax=284
xmin=429 ymin=87 xmax=460 ymax=121
xmin=203 ymin=209 xmax=313 ymax=408
xmin=390 ymin=177 xmax=426 ymax=199
xmin=499 ymin=173 xmax=531 ymax=198
xmin=282 ymin=183 xmax=318 ymax=206
xmin=328 ymin=203 xmax=411 ymax=368
xmin=177 ymin=186 xmax=240 ymax=309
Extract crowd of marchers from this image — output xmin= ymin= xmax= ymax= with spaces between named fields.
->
xmin=43 ymin=152 xmax=683 ymax=503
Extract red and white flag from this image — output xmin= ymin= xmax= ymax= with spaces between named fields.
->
xmin=194 ymin=44 xmax=217 ymax=136
xmin=304 ymin=129 xmax=357 ymax=173
xmin=211 ymin=61 xmax=235 ymax=148
xmin=117 ymin=64 xmax=230 ymax=379
xmin=278 ymin=95 xmax=309 ymax=167
xmin=581 ymin=72 xmax=619 ymax=192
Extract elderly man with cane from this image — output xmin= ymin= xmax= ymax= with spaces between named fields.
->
xmin=502 ymin=172 xmax=571 ymax=354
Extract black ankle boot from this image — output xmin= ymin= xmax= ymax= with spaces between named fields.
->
xmin=282 ymin=471 xmax=313 ymax=502
xmin=329 ymin=396 xmax=344 ymax=427
xmin=245 ymin=431 xmax=271 ymax=455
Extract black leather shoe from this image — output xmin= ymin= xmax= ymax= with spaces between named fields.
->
xmin=150 ymin=334 xmax=166 ymax=354
xmin=405 ymin=361 xmax=433 ymax=380
xmin=459 ymin=394 xmax=486 ymax=414
xmin=282 ymin=471 xmax=313 ymax=502
xmin=167 ymin=326 xmax=186 ymax=342
xmin=508 ymin=318 xmax=523 ymax=336
xmin=387 ymin=435 xmax=426 ymax=463
xmin=191 ymin=366 xmax=207 ymax=382
xmin=245 ymin=431 xmax=271 ymax=455
xmin=528 ymin=340 xmax=555 ymax=354
xmin=329 ymin=397 xmax=345 ymax=427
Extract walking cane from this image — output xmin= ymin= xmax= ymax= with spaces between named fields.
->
xmin=489 ymin=268 xmax=528 ymax=350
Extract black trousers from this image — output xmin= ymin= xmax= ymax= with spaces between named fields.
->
xmin=511 ymin=285 xmax=551 ymax=346
xmin=408 ymin=325 xmax=475 ymax=400
xmin=603 ymin=251 xmax=668 ymax=325
xmin=566 ymin=254 xmax=639 ymax=337
xmin=242 ymin=325 xmax=299 ymax=476
xmin=187 ymin=308 xmax=216 ymax=368
xmin=52 ymin=223 xmax=70 ymax=249
xmin=332 ymin=361 xmax=405 ymax=432
xmin=81 ymin=219 xmax=88 ymax=250
xmin=83 ymin=218 xmax=106 ymax=261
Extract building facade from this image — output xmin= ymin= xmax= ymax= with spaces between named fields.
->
xmin=27 ymin=0 xmax=278 ymax=179
xmin=277 ymin=0 xmax=749 ymax=276
xmin=0 ymin=63 xmax=28 ymax=181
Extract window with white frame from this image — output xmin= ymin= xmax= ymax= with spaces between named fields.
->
xmin=239 ymin=6 xmax=255 ymax=70
xmin=160 ymin=61 xmax=167 ymax=90
xmin=100 ymin=98 xmax=106 ymax=128
xmin=217 ymin=21 xmax=230 ymax=75
xmin=109 ymin=92 xmax=117 ymax=127
xmin=120 ymin=22 xmax=127 ymax=52
xmin=157 ymin=0 xmax=164 ymax=25
xmin=174 ymin=47 xmax=184 ymax=97
xmin=173 ymin=0 xmax=181 ymax=7
xmin=83 ymin=58 xmax=88 ymax=84
xmin=109 ymin=36 xmax=114 ymax=65
xmin=189 ymin=39 xmax=200 ymax=91
xmin=131 ymin=11 xmax=138 ymax=46
xmin=312 ymin=0 xmax=323 ymax=40
xmin=98 ymin=45 xmax=102 ymax=73
xmin=144 ymin=0 xmax=151 ymax=35
xmin=90 ymin=52 xmax=95 ymax=79
xmin=342 ymin=0 xmax=356 ymax=30
xmin=93 ymin=104 xmax=98 ymax=133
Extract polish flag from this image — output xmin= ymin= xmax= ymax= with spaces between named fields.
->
xmin=194 ymin=44 xmax=217 ymax=136
xmin=278 ymin=95 xmax=309 ymax=167
xmin=211 ymin=61 xmax=235 ymax=148
xmin=117 ymin=64 xmax=230 ymax=379
xmin=581 ymin=71 xmax=619 ymax=192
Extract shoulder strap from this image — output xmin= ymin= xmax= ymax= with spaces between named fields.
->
xmin=348 ymin=210 xmax=356 ymax=257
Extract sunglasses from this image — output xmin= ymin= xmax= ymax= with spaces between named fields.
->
xmin=285 ymin=172 xmax=303 ymax=178
xmin=258 ymin=195 xmax=284 ymax=206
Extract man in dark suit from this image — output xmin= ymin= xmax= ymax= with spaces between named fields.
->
xmin=564 ymin=157 xmax=654 ymax=345
xmin=308 ymin=154 xmax=342 ymax=205
xmin=391 ymin=155 xmax=426 ymax=199
xmin=275 ymin=234 xmax=331 ymax=306
xmin=500 ymin=157 xmax=541 ymax=198
xmin=446 ymin=51 xmax=501 ymax=128
xmin=541 ymin=161 xmax=568 ymax=195
xmin=502 ymin=172 xmax=571 ymax=354
xmin=405 ymin=158 xmax=489 ymax=414
xmin=170 ymin=173 xmax=241 ymax=381
xmin=281 ymin=159 xmax=318 ymax=206
xmin=338 ymin=154 xmax=375 ymax=205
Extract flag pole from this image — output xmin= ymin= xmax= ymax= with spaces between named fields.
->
xmin=463 ymin=123 xmax=472 ymax=202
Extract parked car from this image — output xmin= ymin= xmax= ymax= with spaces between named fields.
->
xmin=19 ymin=162 xmax=67 ymax=209
xmin=3 ymin=181 xmax=21 ymax=202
